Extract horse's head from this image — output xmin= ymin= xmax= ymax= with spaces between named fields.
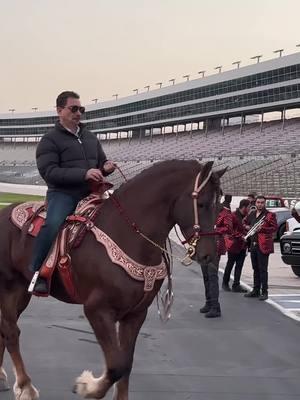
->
xmin=172 ymin=161 xmax=227 ymax=265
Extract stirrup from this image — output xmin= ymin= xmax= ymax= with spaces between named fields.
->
xmin=28 ymin=271 xmax=40 ymax=293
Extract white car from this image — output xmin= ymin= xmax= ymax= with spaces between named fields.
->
xmin=285 ymin=216 xmax=300 ymax=233
xmin=280 ymin=203 xmax=300 ymax=277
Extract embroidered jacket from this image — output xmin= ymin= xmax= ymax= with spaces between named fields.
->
xmin=225 ymin=209 xmax=247 ymax=254
xmin=244 ymin=209 xmax=277 ymax=254
xmin=215 ymin=207 xmax=233 ymax=256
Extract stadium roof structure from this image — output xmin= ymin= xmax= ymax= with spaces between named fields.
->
xmin=1 ymin=52 xmax=300 ymax=138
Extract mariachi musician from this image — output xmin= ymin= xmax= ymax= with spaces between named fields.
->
xmin=222 ymin=199 xmax=250 ymax=293
xmin=200 ymin=194 xmax=233 ymax=318
xmin=243 ymin=195 xmax=277 ymax=301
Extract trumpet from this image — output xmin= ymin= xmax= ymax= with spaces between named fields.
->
xmin=244 ymin=216 xmax=266 ymax=240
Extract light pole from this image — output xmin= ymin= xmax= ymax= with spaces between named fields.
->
xmin=273 ymin=49 xmax=284 ymax=58
xmin=133 ymin=89 xmax=138 ymax=95
xmin=144 ymin=85 xmax=150 ymax=92
xmin=92 ymin=98 xmax=98 ymax=104
xmin=183 ymin=74 xmax=190 ymax=81
xmin=156 ymin=82 xmax=162 ymax=89
xmin=113 ymin=94 xmax=118 ymax=100
xmin=31 ymin=107 xmax=38 ymax=111
xmin=198 ymin=70 xmax=205 ymax=78
xmin=214 ymin=66 xmax=222 ymax=73
xmin=169 ymin=78 xmax=175 ymax=85
xmin=9 ymin=108 xmax=15 ymax=113
xmin=250 ymin=55 xmax=263 ymax=63
xmin=232 ymin=61 xmax=241 ymax=69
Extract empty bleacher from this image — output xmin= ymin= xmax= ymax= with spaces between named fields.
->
xmin=0 ymin=118 xmax=299 ymax=197
xmin=101 ymin=119 xmax=300 ymax=161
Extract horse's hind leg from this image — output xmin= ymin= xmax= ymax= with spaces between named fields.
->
xmin=0 ymin=280 xmax=39 ymax=400
xmin=112 ymin=310 xmax=147 ymax=400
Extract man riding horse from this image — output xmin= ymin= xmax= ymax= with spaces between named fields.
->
xmin=0 ymin=104 xmax=227 ymax=399
xmin=29 ymin=90 xmax=116 ymax=293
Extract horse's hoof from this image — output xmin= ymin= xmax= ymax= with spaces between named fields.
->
xmin=74 ymin=370 xmax=108 ymax=398
xmin=13 ymin=382 xmax=39 ymax=400
xmin=0 ymin=378 xmax=10 ymax=391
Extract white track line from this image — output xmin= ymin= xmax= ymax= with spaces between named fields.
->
xmin=170 ymin=228 xmax=300 ymax=322
xmin=268 ymin=293 xmax=300 ymax=297
xmin=219 ymin=265 xmax=300 ymax=322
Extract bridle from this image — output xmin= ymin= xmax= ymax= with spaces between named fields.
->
xmin=179 ymin=169 xmax=220 ymax=265
xmin=110 ymin=166 xmax=220 ymax=266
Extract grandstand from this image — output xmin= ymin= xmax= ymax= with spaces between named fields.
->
xmin=0 ymin=52 xmax=300 ymax=197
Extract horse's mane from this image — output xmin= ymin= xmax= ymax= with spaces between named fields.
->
xmin=114 ymin=159 xmax=200 ymax=195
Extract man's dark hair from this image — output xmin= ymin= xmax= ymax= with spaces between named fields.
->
xmin=56 ymin=91 xmax=80 ymax=108
xmin=256 ymin=195 xmax=266 ymax=201
xmin=239 ymin=199 xmax=250 ymax=209
xmin=248 ymin=193 xmax=256 ymax=200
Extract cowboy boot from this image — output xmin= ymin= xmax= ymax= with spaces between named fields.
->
xmin=222 ymin=282 xmax=231 ymax=292
xmin=199 ymin=302 xmax=210 ymax=313
xmin=205 ymin=304 xmax=221 ymax=318
xmin=244 ymin=289 xmax=260 ymax=298
xmin=259 ymin=291 xmax=268 ymax=301
xmin=232 ymin=284 xmax=247 ymax=293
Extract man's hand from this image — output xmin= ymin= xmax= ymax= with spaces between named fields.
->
xmin=85 ymin=168 xmax=103 ymax=182
xmin=103 ymin=160 xmax=116 ymax=173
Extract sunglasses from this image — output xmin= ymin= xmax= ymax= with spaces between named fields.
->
xmin=65 ymin=105 xmax=85 ymax=114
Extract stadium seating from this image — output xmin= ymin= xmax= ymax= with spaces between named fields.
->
xmin=0 ymin=118 xmax=299 ymax=197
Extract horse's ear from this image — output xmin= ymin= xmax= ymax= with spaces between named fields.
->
xmin=199 ymin=161 xmax=214 ymax=179
xmin=215 ymin=167 xmax=228 ymax=179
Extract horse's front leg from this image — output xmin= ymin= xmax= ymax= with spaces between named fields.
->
xmin=112 ymin=310 xmax=147 ymax=400
xmin=0 ymin=283 xmax=39 ymax=400
xmin=0 ymin=331 xmax=9 ymax=392
xmin=74 ymin=302 xmax=130 ymax=399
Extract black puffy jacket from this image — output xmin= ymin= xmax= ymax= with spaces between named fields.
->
xmin=36 ymin=121 xmax=108 ymax=198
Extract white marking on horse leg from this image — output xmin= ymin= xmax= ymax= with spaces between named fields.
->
xmin=75 ymin=370 xmax=109 ymax=399
xmin=112 ymin=381 xmax=129 ymax=400
xmin=13 ymin=381 xmax=39 ymax=400
xmin=0 ymin=367 xmax=9 ymax=391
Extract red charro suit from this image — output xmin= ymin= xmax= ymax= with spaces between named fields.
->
xmin=215 ymin=207 xmax=233 ymax=256
xmin=225 ymin=210 xmax=247 ymax=254
xmin=245 ymin=210 xmax=277 ymax=254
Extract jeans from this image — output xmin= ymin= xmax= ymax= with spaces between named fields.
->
xmin=223 ymin=249 xmax=247 ymax=287
xmin=31 ymin=191 xmax=80 ymax=272
xmin=250 ymin=246 xmax=269 ymax=293
xmin=200 ymin=258 xmax=220 ymax=308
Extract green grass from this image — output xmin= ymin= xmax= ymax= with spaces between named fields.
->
xmin=0 ymin=192 xmax=45 ymax=209
xmin=0 ymin=192 xmax=44 ymax=203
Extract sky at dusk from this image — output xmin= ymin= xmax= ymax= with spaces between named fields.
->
xmin=1 ymin=0 xmax=299 ymax=113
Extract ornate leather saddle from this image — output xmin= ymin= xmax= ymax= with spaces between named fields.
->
xmin=10 ymin=184 xmax=167 ymax=303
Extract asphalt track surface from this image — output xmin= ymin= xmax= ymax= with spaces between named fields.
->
xmin=3 ymin=252 xmax=300 ymax=400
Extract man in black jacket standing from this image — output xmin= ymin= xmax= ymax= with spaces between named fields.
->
xmin=29 ymin=91 xmax=115 ymax=293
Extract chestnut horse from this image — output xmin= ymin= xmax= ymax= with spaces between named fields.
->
xmin=0 ymin=159 xmax=225 ymax=400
